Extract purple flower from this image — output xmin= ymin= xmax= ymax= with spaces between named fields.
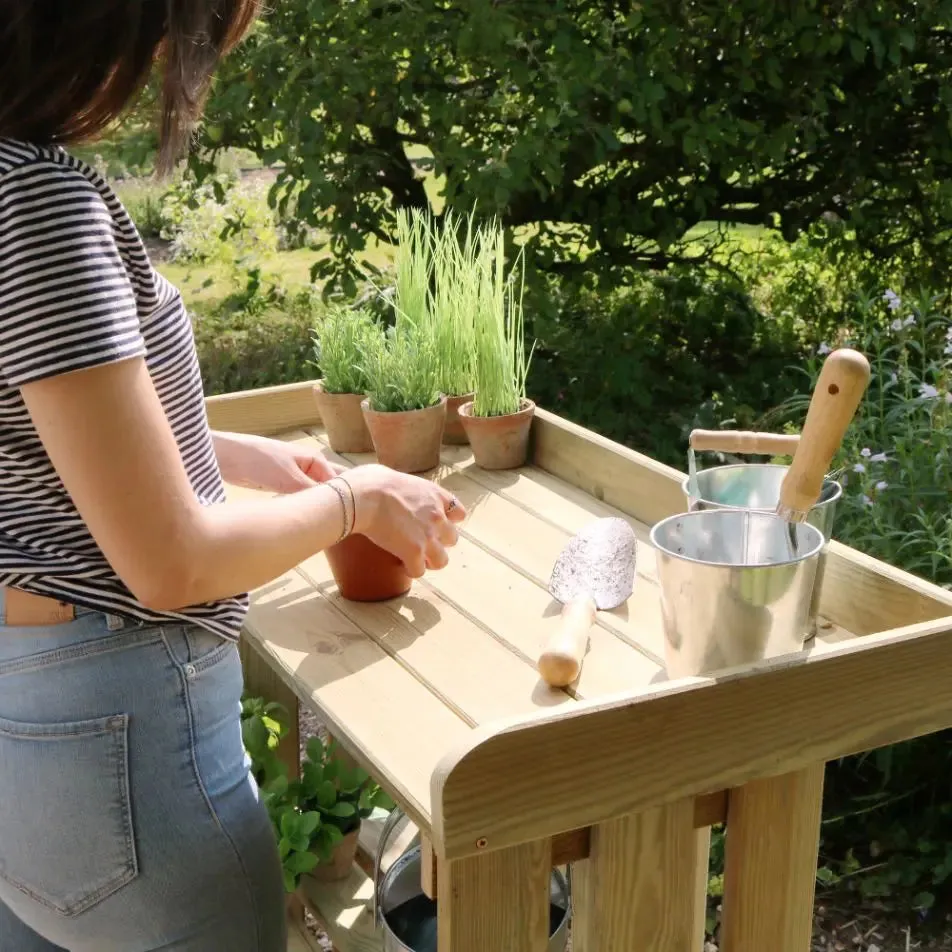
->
xmin=870 ymin=451 xmax=889 ymax=463
xmin=890 ymin=315 xmax=916 ymax=332
xmin=861 ymin=494 xmax=874 ymax=507
xmin=883 ymin=289 xmax=902 ymax=311
xmin=817 ymin=342 xmax=831 ymax=355
xmin=875 ymin=480 xmax=888 ymax=491
xmin=853 ymin=462 xmax=866 ymax=473
xmin=861 ymin=447 xmax=871 ymax=457
xmin=919 ymin=383 xmax=940 ymax=400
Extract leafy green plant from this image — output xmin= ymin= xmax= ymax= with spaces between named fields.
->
xmin=359 ymin=316 xmax=442 ymax=413
xmin=240 ymin=695 xmax=395 ymax=894
xmin=312 ymin=305 xmax=382 ymax=394
xmin=471 ymin=222 xmax=535 ymax=417
xmin=240 ymin=693 xmax=292 ymax=788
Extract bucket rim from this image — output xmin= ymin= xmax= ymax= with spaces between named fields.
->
xmin=681 ymin=464 xmax=843 ymax=511
xmin=650 ymin=509 xmax=825 ymax=569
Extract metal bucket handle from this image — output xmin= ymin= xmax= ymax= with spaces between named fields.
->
xmin=371 ymin=806 xmax=574 ymax=930
xmin=690 ymin=428 xmax=800 ymax=458
xmin=372 ymin=804 xmax=409 ymax=927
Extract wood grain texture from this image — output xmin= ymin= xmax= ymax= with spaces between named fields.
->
xmin=720 ymin=764 xmax=826 ymax=952
xmin=242 ymin=568 xmax=471 ymax=827
xmin=572 ymin=800 xmax=706 ymax=952
xmin=206 ymin=381 xmax=321 ymax=435
xmin=298 ymin=864 xmax=381 ymax=952
xmin=431 ymin=616 xmax=952 ymax=859
xmin=437 ymin=839 xmax=553 ymax=952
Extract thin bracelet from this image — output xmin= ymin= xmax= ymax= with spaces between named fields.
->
xmin=324 ymin=477 xmax=355 ymax=542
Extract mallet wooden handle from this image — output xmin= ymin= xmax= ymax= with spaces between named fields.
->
xmin=778 ymin=348 xmax=870 ymax=519
xmin=690 ymin=429 xmax=801 ymax=457
xmin=538 ymin=596 xmax=596 ymax=688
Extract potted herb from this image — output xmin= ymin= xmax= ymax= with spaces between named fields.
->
xmin=297 ymin=736 xmax=394 ymax=883
xmin=312 ymin=305 xmax=381 ymax=454
xmin=426 ymin=209 xmax=478 ymax=444
xmin=359 ymin=300 xmax=447 ymax=473
xmin=458 ymin=224 xmax=536 ymax=469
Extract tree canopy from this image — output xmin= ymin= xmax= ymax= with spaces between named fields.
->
xmin=200 ymin=0 xmax=952 ymax=290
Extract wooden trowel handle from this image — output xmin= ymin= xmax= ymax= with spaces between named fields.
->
xmin=538 ymin=596 xmax=596 ymax=688
xmin=779 ymin=348 xmax=871 ymax=517
xmin=690 ymin=429 xmax=801 ymax=457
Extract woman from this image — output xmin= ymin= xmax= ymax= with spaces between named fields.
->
xmin=0 ymin=4 xmax=466 ymax=950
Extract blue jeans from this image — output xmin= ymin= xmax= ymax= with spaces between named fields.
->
xmin=0 ymin=595 xmax=286 ymax=951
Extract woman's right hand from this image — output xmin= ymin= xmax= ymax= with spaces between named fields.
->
xmin=341 ymin=464 xmax=467 ymax=578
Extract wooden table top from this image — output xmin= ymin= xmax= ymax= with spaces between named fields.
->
xmin=232 ymin=426 xmax=854 ymax=829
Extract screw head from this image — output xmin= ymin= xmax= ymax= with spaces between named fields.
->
xmin=476 ymin=837 xmax=488 ymax=849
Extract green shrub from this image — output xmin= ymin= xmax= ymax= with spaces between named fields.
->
xmin=193 ymin=285 xmax=324 ymax=396
xmin=527 ymin=266 xmax=806 ymax=466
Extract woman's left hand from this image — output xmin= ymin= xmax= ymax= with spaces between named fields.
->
xmin=211 ymin=431 xmax=342 ymax=494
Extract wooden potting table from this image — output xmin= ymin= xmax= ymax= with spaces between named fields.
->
xmin=209 ymin=381 xmax=952 ymax=952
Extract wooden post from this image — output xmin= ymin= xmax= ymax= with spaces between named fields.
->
xmin=572 ymin=798 xmax=709 ymax=952
xmin=719 ymin=764 xmax=825 ymax=952
xmin=437 ymin=840 xmax=552 ymax=952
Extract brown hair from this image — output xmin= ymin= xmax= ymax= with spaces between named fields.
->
xmin=0 ymin=1 xmax=261 ymax=174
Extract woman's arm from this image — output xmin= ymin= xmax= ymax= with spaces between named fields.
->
xmin=211 ymin=430 xmax=341 ymax=493
xmin=21 ymin=357 xmax=463 ymax=611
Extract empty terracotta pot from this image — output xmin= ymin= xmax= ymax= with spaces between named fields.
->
xmin=312 ymin=382 xmax=374 ymax=454
xmin=443 ymin=392 xmax=474 ymax=445
xmin=325 ymin=534 xmax=411 ymax=602
xmin=458 ymin=399 xmax=536 ymax=470
xmin=360 ymin=397 xmax=447 ymax=473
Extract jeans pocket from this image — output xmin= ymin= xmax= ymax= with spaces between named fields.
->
xmin=0 ymin=713 xmax=138 ymax=917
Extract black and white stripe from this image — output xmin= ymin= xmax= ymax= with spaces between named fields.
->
xmin=0 ymin=139 xmax=248 ymax=639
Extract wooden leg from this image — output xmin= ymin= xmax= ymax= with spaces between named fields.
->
xmin=239 ymin=634 xmax=301 ymax=780
xmin=437 ymin=839 xmax=552 ymax=952
xmin=572 ymin=798 xmax=709 ymax=952
xmin=720 ymin=764 xmax=825 ymax=952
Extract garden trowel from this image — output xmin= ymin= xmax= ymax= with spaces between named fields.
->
xmin=538 ymin=517 xmax=637 ymax=688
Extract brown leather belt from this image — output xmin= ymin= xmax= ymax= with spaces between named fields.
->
xmin=3 ymin=588 xmax=76 ymax=627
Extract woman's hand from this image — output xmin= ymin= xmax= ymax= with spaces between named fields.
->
xmin=212 ymin=431 xmax=342 ymax=494
xmin=342 ymin=464 xmax=467 ymax=577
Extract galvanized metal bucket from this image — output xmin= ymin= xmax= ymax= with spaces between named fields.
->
xmin=374 ymin=809 xmax=571 ymax=951
xmin=682 ymin=464 xmax=843 ymax=639
xmin=650 ymin=510 xmax=825 ymax=679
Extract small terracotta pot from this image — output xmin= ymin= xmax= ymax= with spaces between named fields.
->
xmin=361 ymin=396 xmax=447 ymax=473
xmin=312 ymin=382 xmax=374 ymax=454
xmin=442 ymin=392 xmax=474 ymax=445
xmin=325 ymin=533 xmax=411 ymax=602
xmin=307 ymin=826 xmax=361 ymax=883
xmin=458 ymin=399 xmax=536 ymax=470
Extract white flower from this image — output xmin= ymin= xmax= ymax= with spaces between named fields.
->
xmin=870 ymin=452 xmax=889 ymax=463
xmin=875 ymin=480 xmax=888 ymax=491
xmin=889 ymin=372 xmax=898 ymax=385
xmin=861 ymin=494 xmax=874 ymax=507
xmin=919 ymin=383 xmax=940 ymax=400
xmin=945 ymin=343 xmax=952 ymax=356
xmin=883 ymin=289 xmax=902 ymax=312
xmin=946 ymin=392 xmax=952 ymax=405
xmin=817 ymin=342 xmax=831 ymax=355
xmin=904 ymin=315 xmax=916 ymax=327
xmin=853 ymin=462 xmax=866 ymax=473
xmin=861 ymin=447 xmax=871 ymax=457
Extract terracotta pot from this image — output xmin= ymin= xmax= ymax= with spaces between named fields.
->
xmin=307 ymin=826 xmax=361 ymax=883
xmin=458 ymin=399 xmax=536 ymax=470
xmin=325 ymin=533 xmax=411 ymax=602
xmin=360 ymin=396 xmax=447 ymax=473
xmin=312 ymin=382 xmax=374 ymax=454
xmin=442 ymin=392 xmax=474 ymax=445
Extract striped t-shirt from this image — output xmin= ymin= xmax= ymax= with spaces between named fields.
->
xmin=0 ymin=139 xmax=248 ymax=640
